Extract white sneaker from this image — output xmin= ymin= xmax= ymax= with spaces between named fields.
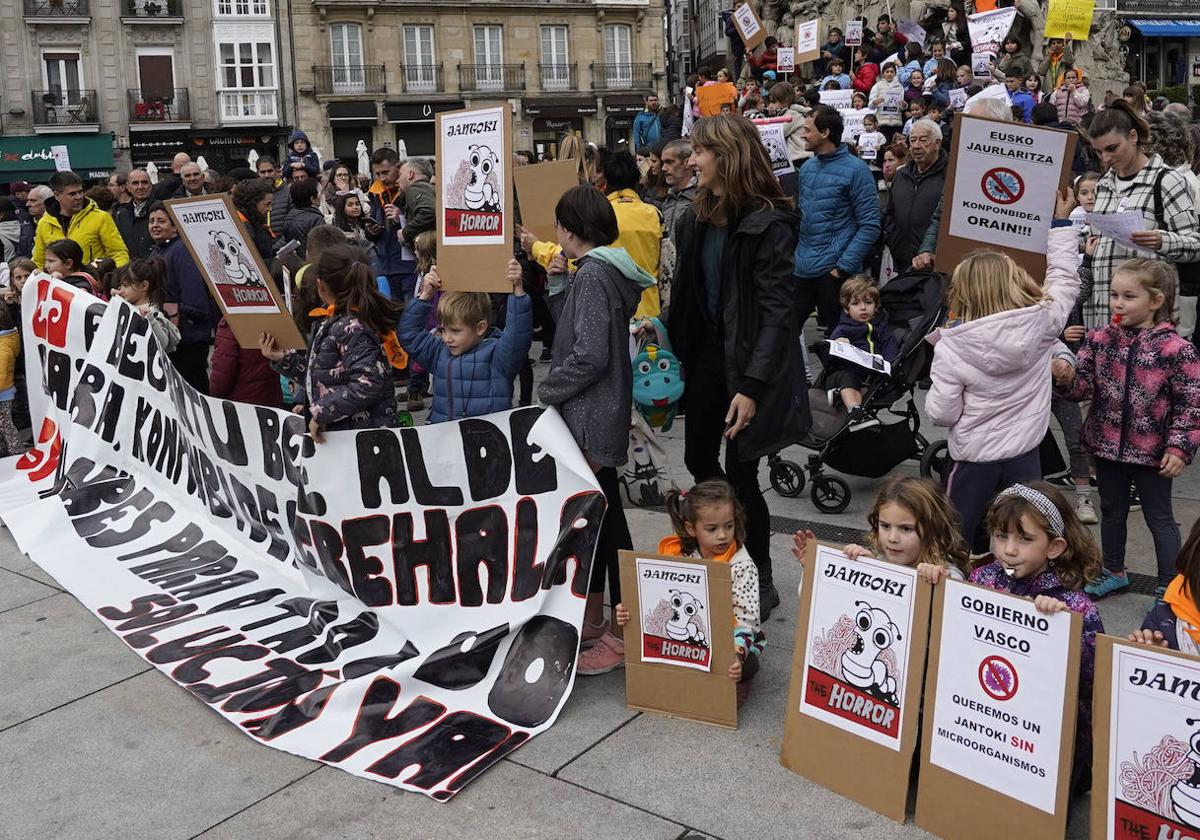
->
xmin=1075 ymin=495 xmax=1098 ymax=525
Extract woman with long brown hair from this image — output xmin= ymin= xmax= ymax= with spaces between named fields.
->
xmin=667 ymin=113 xmax=810 ymax=619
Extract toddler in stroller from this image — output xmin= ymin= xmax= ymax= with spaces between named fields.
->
xmin=822 ymin=275 xmax=901 ymax=432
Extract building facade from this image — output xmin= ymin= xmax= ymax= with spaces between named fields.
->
xmin=0 ymin=0 xmax=296 ymax=187
xmin=292 ymin=0 xmax=666 ymax=166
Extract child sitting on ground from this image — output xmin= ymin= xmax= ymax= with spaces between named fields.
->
xmin=825 ymin=275 xmax=899 ymax=431
xmin=616 ymin=479 xmax=765 ymax=706
xmin=398 ymin=258 xmax=532 ymax=423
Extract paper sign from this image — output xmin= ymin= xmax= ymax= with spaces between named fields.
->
xmin=1086 ymin=211 xmax=1152 ymax=254
xmin=697 ymin=82 xmax=738 ymax=116
xmin=845 ymin=20 xmax=864 ymax=46
xmin=917 ymin=578 xmax=1080 ymax=837
xmin=936 ymin=113 xmax=1075 ymax=279
xmin=968 ymin=7 xmax=1018 ymax=56
xmin=881 ymin=91 xmax=903 ymax=116
xmin=513 ymin=158 xmax=578 ymax=244
xmin=1092 ymin=637 xmax=1200 ymax=840
xmin=896 ymin=18 xmax=927 ymax=47
xmin=949 ymin=87 xmax=969 ymax=110
xmin=827 ymin=338 xmax=891 ymax=375
xmin=732 ymin=2 xmax=767 ymax=51
xmin=636 ymin=556 xmax=713 ymax=671
xmin=1044 ymin=0 xmax=1094 ymax=40
xmin=50 ymin=145 xmax=71 ymax=172
xmin=796 ymin=19 xmax=821 ymax=64
xmin=757 ymin=122 xmax=793 ymax=177
xmin=819 ymin=89 xmax=854 ymax=110
xmin=777 ymin=46 xmax=796 ymax=74
xmin=859 ymin=133 xmax=880 ymax=160
xmin=165 ymin=194 xmax=305 ymax=350
xmin=841 ymin=108 xmax=875 ymax=143
xmin=972 ymin=52 xmax=995 ymax=80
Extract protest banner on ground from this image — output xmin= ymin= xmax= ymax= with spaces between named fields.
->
xmin=697 ymin=82 xmax=738 ymax=116
xmin=0 ymin=274 xmax=604 ymax=800
xmin=165 ymin=194 xmax=304 ymax=351
xmin=845 ymin=19 xmax=863 ymax=46
xmin=436 ymin=105 xmax=513 ymax=292
xmin=968 ymin=7 xmax=1018 ymax=56
xmin=755 ymin=121 xmax=793 ymax=176
xmin=1091 ymin=636 xmax=1200 ymax=840
xmin=513 ymin=158 xmax=578 ymax=244
xmin=916 ymin=579 xmax=1081 ymax=839
xmin=796 ymin=19 xmax=821 ymax=64
xmin=1045 ymin=0 xmax=1094 ymax=40
xmin=732 ymin=1 xmax=767 ymax=51
xmin=781 ymin=542 xmax=931 ymax=821
xmin=618 ymin=551 xmax=737 ymax=728
xmin=935 ymin=112 xmax=1076 ymax=279
xmin=776 ymin=46 xmax=796 ymax=74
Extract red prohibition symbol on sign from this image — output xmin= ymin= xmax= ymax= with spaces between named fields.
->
xmin=978 ymin=655 xmax=1019 ymax=701
xmin=981 ymin=167 xmax=1024 ymax=205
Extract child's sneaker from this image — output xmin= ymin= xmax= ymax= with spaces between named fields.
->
xmin=847 ymin=407 xmax=879 ymax=432
xmin=1075 ymin=495 xmax=1098 ymax=525
xmin=1084 ymin=570 xmax=1129 ymax=599
xmin=581 ymin=618 xmax=609 ymax=649
xmin=576 ymin=632 xmax=624 ymax=675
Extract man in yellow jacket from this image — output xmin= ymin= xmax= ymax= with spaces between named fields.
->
xmin=33 ymin=171 xmax=129 ymax=269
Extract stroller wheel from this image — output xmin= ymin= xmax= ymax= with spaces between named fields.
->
xmin=769 ymin=459 xmax=806 ymax=498
xmin=920 ymin=440 xmax=952 ymax=487
xmin=811 ymin=475 xmax=851 ymax=514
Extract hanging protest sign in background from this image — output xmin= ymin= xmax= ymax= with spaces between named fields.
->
xmin=755 ymin=122 xmax=793 ymax=176
xmin=935 ymin=113 xmax=1075 ymax=280
xmin=781 ymin=542 xmax=931 ymax=822
xmin=968 ymin=7 xmax=1018 ymax=56
xmin=732 ymin=2 xmax=767 ymax=51
xmin=0 ymin=275 xmax=603 ymax=801
xmin=776 ymin=47 xmax=796 ymax=74
xmin=1092 ymin=636 xmax=1200 ymax=840
xmin=796 ymin=19 xmax=821 ymax=64
xmin=916 ymin=580 xmax=1080 ymax=839
xmin=1045 ymin=0 xmax=1094 ymax=40
xmin=166 ymin=194 xmax=305 ymax=351
xmin=618 ymin=551 xmax=737 ymax=728
xmin=513 ymin=158 xmax=578 ymax=244
xmin=436 ymin=105 xmax=513 ymax=292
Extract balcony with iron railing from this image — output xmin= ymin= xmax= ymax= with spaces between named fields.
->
xmin=458 ymin=63 xmax=526 ymax=94
xmin=313 ymin=65 xmax=387 ymax=96
xmin=121 ymin=0 xmax=182 ymax=19
xmin=397 ymin=63 xmax=444 ymax=94
xmin=538 ymin=63 xmax=578 ymax=93
xmin=218 ymin=89 xmax=279 ymax=124
xmin=24 ymin=0 xmax=89 ymax=17
xmin=128 ymin=89 xmax=190 ymax=123
xmin=32 ymin=90 xmax=98 ymax=127
xmin=590 ymin=62 xmax=654 ymax=92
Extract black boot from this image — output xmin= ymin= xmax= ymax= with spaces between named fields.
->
xmin=759 ymin=580 xmax=781 ymax=621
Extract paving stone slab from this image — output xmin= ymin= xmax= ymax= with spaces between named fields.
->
xmin=195 ymin=761 xmax=684 ymax=840
xmin=0 ymin=523 xmax=61 ymax=589
xmin=0 ymin=593 xmax=149 ymax=731
xmin=0 ymin=671 xmax=316 ymax=840
xmin=0 ymin=564 xmax=56 ymax=613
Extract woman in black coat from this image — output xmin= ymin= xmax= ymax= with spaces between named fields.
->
xmin=667 ymin=113 xmax=810 ymax=619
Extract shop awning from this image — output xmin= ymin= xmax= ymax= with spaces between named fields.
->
xmin=1130 ymin=19 xmax=1200 ymax=37
xmin=328 ymin=101 xmax=377 ymax=123
xmin=0 ymin=133 xmax=115 ymax=182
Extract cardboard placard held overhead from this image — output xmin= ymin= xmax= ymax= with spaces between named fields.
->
xmin=513 ymin=158 xmax=578 ymax=245
xmin=780 ymin=541 xmax=933 ymax=822
xmin=915 ymin=579 xmax=1081 ymax=840
xmin=1091 ymin=635 xmax=1200 ymax=840
xmin=697 ymin=82 xmax=738 ymax=117
xmin=732 ymin=1 xmax=768 ymax=51
xmin=618 ymin=550 xmax=738 ymax=729
xmin=796 ymin=19 xmax=821 ymax=64
xmin=1044 ymin=0 xmax=1094 ymax=40
xmin=844 ymin=19 xmax=864 ymax=46
xmin=165 ymin=194 xmax=305 ymax=350
xmin=436 ymin=105 xmax=513 ymax=292
xmin=934 ymin=112 xmax=1076 ymax=280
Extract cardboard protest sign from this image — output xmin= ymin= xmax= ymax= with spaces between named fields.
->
xmin=972 ymin=52 xmax=994 ymax=80
xmin=968 ymin=7 xmax=1018 ymax=56
xmin=0 ymin=275 xmax=605 ymax=800
xmin=796 ymin=19 xmax=821 ymax=64
xmin=697 ymin=82 xmax=738 ymax=116
xmin=818 ymin=89 xmax=854 ymax=111
xmin=845 ymin=19 xmax=864 ymax=46
xmin=732 ymin=1 xmax=767 ymax=51
xmin=1092 ymin=636 xmax=1200 ymax=840
xmin=513 ymin=158 xmax=578 ymax=244
xmin=618 ymin=551 xmax=737 ymax=728
xmin=948 ymin=86 xmax=969 ymax=111
xmin=776 ymin=46 xmax=796 ymax=74
xmin=935 ymin=113 xmax=1076 ymax=279
xmin=916 ymin=579 xmax=1081 ymax=839
xmin=1045 ymin=0 xmax=1094 ymax=40
xmin=781 ymin=542 xmax=932 ymax=821
xmin=165 ymin=194 xmax=304 ymax=350
xmin=436 ymin=105 xmax=513 ymax=292
xmin=756 ymin=122 xmax=793 ymax=176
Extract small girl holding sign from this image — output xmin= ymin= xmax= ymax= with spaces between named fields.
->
xmin=615 ymin=479 xmax=765 ymax=705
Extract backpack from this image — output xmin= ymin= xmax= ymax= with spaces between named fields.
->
xmin=1152 ymin=168 xmax=1200 ymax=296
xmin=630 ymin=316 xmax=684 ymax=432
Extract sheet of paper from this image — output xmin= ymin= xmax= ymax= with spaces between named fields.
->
xmin=827 ymin=339 xmax=891 ymax=376
xmin=1085 ymin=211 xmax=1152 ymax=254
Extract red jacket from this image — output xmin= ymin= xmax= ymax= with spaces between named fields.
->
xmin=209 ymin=319 xmax=284 ymax=407
xmin=852 ymin=63 xmax=879 ymax=94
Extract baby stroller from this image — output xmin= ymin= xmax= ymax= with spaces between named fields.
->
xmin=766 ymin=270 xmax=952 ymax=513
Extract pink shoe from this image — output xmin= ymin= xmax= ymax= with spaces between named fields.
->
xmin=581 ymin=618 xmax=609 ymax=648
xmin=576 ymin=632 xmax=625 ymax=675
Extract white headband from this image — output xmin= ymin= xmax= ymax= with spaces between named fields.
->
xmin=996 ymin=484 xmax=1065 ymax=537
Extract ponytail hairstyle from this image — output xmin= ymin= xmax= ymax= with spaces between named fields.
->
xmin=45 ymin=238 xmax=85 ymax=274
xmin=984 ymin=481 xmax=1101 ymax=590
xmin=123 ymin=256 xmax=169 ymax=307
xmin=314 ymin=243 xmax=400 ymax=336
xmin=1112 ymin=257 xmax=1177 ymax=325
xmin=865 ymin=476 xmax=970 ymax=574
xmin=1174 ymin=517 xmax=1200 ymax=613
xmin=664 ymin=479 xmax=745 ymax=556
xmin=1087 ymin=98 xmax=1150 ymax=149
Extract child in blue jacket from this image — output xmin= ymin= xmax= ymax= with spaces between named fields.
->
xmin=824 ymin=274 xmax=899 ymax=430
xmin=399 ymin=259 xmax=533 ymax=423
xmin=284 ymin=130 xmax=320 ymax=180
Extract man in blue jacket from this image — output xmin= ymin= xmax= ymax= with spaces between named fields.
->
xmin=632 ymin=94 xmax=662 ymax=150
xmin=793 ymin=105 xmax=881 ymax=336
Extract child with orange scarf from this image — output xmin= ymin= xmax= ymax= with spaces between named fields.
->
xmin=1130 ymin=517 xmax=1200 ymax=655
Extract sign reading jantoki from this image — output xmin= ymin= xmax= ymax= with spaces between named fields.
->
xmin=439 ymin=106 xmax=507 ymax=245
xmin=636 ymin=557 xmax=712 ymax=671
xmin=1105 ymin=643 xmax=1200 ymax=837
xmin=799 ymin=546 xmax=917 ymax=750
xmin=169 ymin=197 xmax=276 ymax=314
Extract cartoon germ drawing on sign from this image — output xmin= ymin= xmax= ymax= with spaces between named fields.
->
xmin=446 ymin=144 xmax=501 ymax=214
xmin=637 ymin=557 xmax=713 ymax=672
xmin=810 ymin=609 xmax=902 ymax=705
xmin=206 ymin=230 xmax=265 ymax=288
xmin=1119 ymin=723 xmax=1200 ymax=829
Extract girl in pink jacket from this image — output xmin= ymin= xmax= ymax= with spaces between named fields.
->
xmin=926 ymin=193 xmax=1079 ymax=550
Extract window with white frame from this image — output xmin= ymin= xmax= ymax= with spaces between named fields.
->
xmin=540 ymin=25 xmax=570 ymax=90
xmin=215 ymin=0 xmax=268 ymax=15
xmin=403 ymin=25 xmax=436 ymax=92
xmin=217 ymin=39 xmax=277 ymax=121
xmin=330 ymin=23 xmax=364 ymax=92
xmin=603 ymin=24 xmax=632 ymax=87
xmin=473 ymin=25 xmax=503 ymax=90
xmin=40 ymin=52 xmax=86 ymax=123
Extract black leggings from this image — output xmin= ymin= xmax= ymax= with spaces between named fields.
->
xmin=591 ymin=466 xmax=633 ymax=605
xmin=170 ymin=341 xmax=210 ymax=395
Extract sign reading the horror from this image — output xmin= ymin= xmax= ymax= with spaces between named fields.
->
xmin=0 ymin=276 xmax=603 ymax=800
